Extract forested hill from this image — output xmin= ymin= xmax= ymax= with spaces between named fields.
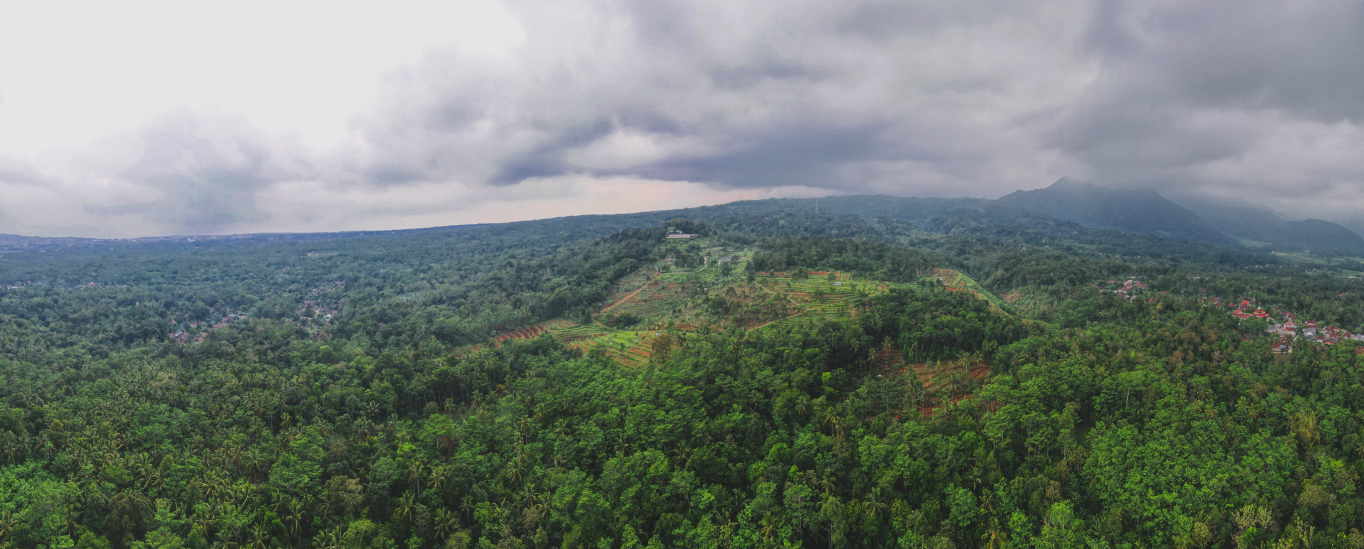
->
xmin=5 ymin=185 xmax=1357 ymax=258
xmin=1170 ymin=195 xmax=1364 ymax=255
xmin=993 ymin=178 xmax=1235 ymax=246
xmin=4 ymin=201 xmax=1364 ymax=548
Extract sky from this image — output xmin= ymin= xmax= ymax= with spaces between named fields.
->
xmin=0 ymin=0 xmax=1361 ymax=237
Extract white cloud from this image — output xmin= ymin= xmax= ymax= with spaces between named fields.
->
xmin=0 ymin=0 xmax=524 ymax=157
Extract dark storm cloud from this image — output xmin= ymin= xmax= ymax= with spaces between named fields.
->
xmin=348 ymin=0 xmax=1087 ymax=197
xmin=490 ymin=118 xmax=616 ymax=184
xmin=334 ymin=0 xmax=1364 ymax=223
xmin=625 ymin=122 xmax=903 ymax=188
xmin=1048 ymin=101 xmax=1258 ymax=174
xmin=1084 ymin=0 xmax=1364 ymax=122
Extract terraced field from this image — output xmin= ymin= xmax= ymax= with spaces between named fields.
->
xmin=600 ymin=268 xmax=658 ymax=310
xmin=603 ymin=280 xmax=691 ymax=322
xmin=477 ymin=266 xmax=931 ymax=368
xmin=566 ymin=330 xmax=655 ymax=367
xmin=552 ymin=322 xmax=611 ymax=343
xmin=491 ymin=318 xmax=576 ymax=344
xmin=753 ymin=272 xmax=862 ymax=321
xmin=933 ymin=268 xmax=1009 ymax=314
xmin=456 ymin=318 xmax=607 ymax=357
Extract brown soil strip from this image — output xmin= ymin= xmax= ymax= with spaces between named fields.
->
xmin=601 ymin=275 xmax=658 ymax=314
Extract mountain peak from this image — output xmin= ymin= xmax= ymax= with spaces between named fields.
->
xmin=1048 ymin=176 xmax=1090 ymax=190
xmin=994 ymin=181 xmax=1234 ymax=245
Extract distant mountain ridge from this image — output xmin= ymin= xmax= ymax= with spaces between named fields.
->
xmin=4 ymin=180 xmax=1360 ymax=256
xmin=1167 ymin=195 xmax=1364 ymax=255
xmin=991 ymin=178 xmax=1236 ymax=246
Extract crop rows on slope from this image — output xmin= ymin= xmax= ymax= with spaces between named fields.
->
xmin=484 ymin=267 xmax=906 ymax=367
xmin=599 ymin=270 xmax=655 ymax=307
xmin=491 ymin=319 xmax=568 ymax=344
xmin=564 ymin=331 xmax=654 ymax=367
xmin=547 ymin=322 xmax=609 ymax=342
xmin=607 ymin=281 xmax=689 ymax=321
xmin=932 ymin=268 xmax=1009 ymax=314
xmin=454 ymin=319 xmax=592 ymax=357
xmin=755 ymin=272 xmax=859 ymax=320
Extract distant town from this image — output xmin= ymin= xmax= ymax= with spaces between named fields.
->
xmin=1094 ymin=277 xmax=1362 ymax=355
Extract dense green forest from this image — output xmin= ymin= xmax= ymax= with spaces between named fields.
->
xmin=4 ymin=201 xmax=1364 ymax=548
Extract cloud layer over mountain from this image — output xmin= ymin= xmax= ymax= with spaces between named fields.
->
xmin=0 ymin=0 xmax=1360 ymax=236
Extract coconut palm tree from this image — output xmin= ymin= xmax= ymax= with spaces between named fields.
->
xmin=392 ymin=491 xmax=418 ymax=524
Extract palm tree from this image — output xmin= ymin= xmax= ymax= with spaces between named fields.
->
xmin=393 ymin=491 xmax=418 ymax=523
xmin=760 ymin=512 xmax=779 ymax=546
xmin=248 ymin=523 xmax=269 ymax=549
xmin=286 ymin=498 xmax=305 ymax=534
xmin=434 ymin=508 xmax=459 ymax=540
xmin=427 ymin=465 xmax=448 ymax=493
xmin=313 ymin=526 xmax=345 ymax=549
xmin=982 ymin=519 xmax=1008 ymax=549
xmin=244 ymin=449 xmax=265 ymax=478
xmin=406 ymin=461 xmax=425 ymax=495
xmin=865 ymin=489 xmax=888 ymax=520
xmin=460 ymin=495 xmax=476 ymax=522
xmin=0 ymin=511 xmax=18 ymax=544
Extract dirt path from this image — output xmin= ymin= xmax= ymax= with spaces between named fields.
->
xmin=600 ymin=276 xmax=657 ymax=314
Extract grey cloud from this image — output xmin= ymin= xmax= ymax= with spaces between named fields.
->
xmin=85 ymin=112 xmax=313 ymax=234
xmin=707 ymin=60 xmax=813 ymax=91
xmin=837 ymin=0 xmax=1038 ymax=39
xmin=0 ymin=158 xmax=52 ymax=187
xmin=614 ymin=108 xmax=683 ymax=135
xmin=1045 ymin=0 xmax=1364 ymax=215
xmin=490 ymin=118 xmax=615 ymax=184
xmin=1047 ymin=100 xmax=1257 ymax=176
xmin=625 ymin=122 xmax=902 ymax=188
xmin=1086 ymin=0 xmax=1364 ymax=122
xmin=620 ymin=0 xmax=701 ymax=51
xmin=348 ymin=0 xmax=1089 ymax=198
xmin=22 ymin=0 xmax=1364 ymax=236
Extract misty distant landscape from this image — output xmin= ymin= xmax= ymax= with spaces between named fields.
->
xmin=2 ymin=184 xmax=1364 ymax=547
xmin=4 ymin=0 xmax=1364 ymax=548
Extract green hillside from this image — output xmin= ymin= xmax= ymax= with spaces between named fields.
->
xmin=2 ymin=200 xmax=1364 ymax=548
